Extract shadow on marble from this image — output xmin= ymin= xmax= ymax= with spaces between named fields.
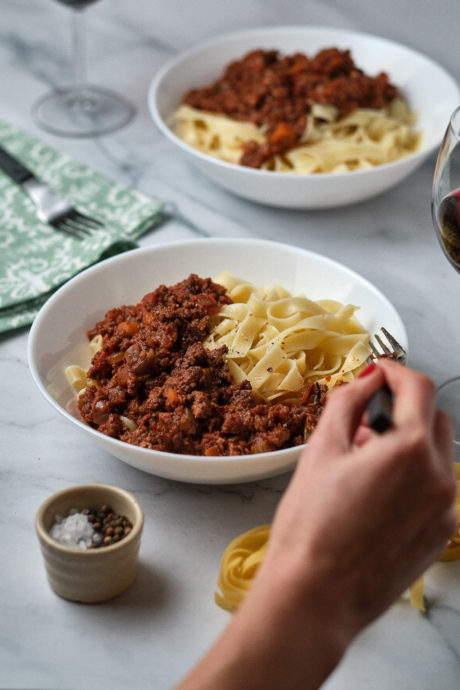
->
xmin=97 ymin=561 xmax=174 ymax=617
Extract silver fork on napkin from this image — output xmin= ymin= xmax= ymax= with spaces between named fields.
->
xmin=0 ymin=144 xmax=103 ymax=238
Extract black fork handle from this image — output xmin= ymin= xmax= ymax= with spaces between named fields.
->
xmin=0 ymin=144 xmax=34 ymax=185
xmin=367 ymin=385 xmax=393 ymax=433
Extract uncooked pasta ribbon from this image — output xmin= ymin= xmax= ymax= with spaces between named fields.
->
xmin=411 ymin=463 xmax=460 ymax=611
xmin=214 ymin=525 xmax=270 ymax=612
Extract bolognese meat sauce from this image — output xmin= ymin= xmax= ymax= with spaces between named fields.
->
xmin=183 ymin=48 xmax=399 ymax=168
xmin=78 ymin=274 xmax=327 ymax=456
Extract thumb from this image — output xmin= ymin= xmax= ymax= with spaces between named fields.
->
xmin=311 ymin=364 xmax=385 ymax=454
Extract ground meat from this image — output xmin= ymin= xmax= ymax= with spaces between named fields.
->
xmin=183 ymin=48 xmax=399 ymax=168
xmin=78 ymin=274 xmax=327 ymax=456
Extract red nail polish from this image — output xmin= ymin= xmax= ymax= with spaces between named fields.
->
xmin=358 ymin=363 xmax=377 ymax=378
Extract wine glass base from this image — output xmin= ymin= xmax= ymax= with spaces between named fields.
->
xmin=436 ymin=376 xmax=460 ymax=462
xmin=32 ymin=86 xmax=135 ymax=137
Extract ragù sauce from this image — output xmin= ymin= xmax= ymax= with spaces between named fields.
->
xmin=182 ymin=48 xmax=399 ymax=168
xmin=78 ymin=275 xmax=326 ymax=456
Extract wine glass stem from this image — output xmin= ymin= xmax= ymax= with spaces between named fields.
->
xmin=72 ymin=9 xmax=87 ymax=88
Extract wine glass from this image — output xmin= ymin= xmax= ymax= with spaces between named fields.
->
xmin=32 ymin=0 xmax=135 ymax=137
xmin=431 ymin=104 xmax=460 ymax=461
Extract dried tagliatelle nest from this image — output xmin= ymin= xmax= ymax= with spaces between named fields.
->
xmin=215 ymin=525 xmax=270 ymax=612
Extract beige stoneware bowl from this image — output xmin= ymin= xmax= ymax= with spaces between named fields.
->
xmin=35 ymin=484 xmax=144 ymax=603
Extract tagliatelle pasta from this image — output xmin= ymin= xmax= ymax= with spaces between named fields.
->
xmin=172 ymin=99 xmax=419 ymax=174
xmin=411 ymin=464 xmax=460 ymax=611
xmin=409 ymin=576 xmax=426 ymax=612
xmin=173 ymin=105 xmax=265 ymax=166
xmin=64 ymin=273 xmax=368 ymax=455
xmin=439 ymin=463 xmax=460 ymax=561
xmin=215 ymin=525 xmax=270 ymax=612
xmin=65 ymin=334 xmax=103 ymax=395
xmin=204 ymin=271 xmax=371 ymax=401
xmin=177 ymin=48 xmax=421 ymax=171
xmin=67 ymin=272 xmax=371 ymax=422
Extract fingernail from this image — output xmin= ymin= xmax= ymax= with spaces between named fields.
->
xmin=358 ymin=363 xmax=377 ymax=378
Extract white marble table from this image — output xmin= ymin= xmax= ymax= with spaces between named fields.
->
xmin=1 ymin=1 xmax=460 ymax=688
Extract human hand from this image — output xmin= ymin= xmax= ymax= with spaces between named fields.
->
xmin=263 ymin=360 xmax=457 ymax=641
xmin=176 ymin=362 xmax=457 ymax=690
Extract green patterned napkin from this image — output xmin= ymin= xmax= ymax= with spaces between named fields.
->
xmin=0 ymin=121 xmax=164 ymax=334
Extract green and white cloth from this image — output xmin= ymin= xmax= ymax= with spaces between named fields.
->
xmin=0 ymin=120 xmax=164 ymax=334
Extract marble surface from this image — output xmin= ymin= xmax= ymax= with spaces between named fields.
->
xmin=1 ymin=1 xmax=460 ymax=688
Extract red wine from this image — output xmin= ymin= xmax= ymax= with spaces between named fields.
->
xmin=53 ymin=0 xmax=100 ymax=8
xmin=438 ymin=189 xmax=460 ymax=270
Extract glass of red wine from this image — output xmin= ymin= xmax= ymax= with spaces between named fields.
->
xmin=432 ymin=105 xmax=460 ymax=461
xmin=32 ymin=0 xmax=135 ymax=137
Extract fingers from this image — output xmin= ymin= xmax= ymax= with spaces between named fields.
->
xmin=433 ymin=409 xmax=455 ymax=469
xmin=378 ymin=360 xmax=454 ymax=473
xmin=376 ymin=358 xmax=437 ymax=429
xmin=353 ymin=425 xmax=375 ymax=447
xmin=398 ymin=501 xmax=458 ymax=588
xmin=355 ymin=502 xmax=459 ymax=627
xmin=308 ymin=360 xmax=454 ymax=480
xmin=311 ymin=365 xmax=385 ymax=454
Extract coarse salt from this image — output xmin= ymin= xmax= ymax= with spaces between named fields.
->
xmin=50 ymin=509 xmax=97 ymax=549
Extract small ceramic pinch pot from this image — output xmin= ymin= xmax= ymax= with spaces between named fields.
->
xmin=35 ymin=483 xmax=144 ymax=603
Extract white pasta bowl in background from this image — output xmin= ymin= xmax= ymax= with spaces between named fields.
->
xmin=148 ymin=26 xmax=460 ymax=209
xmin=28 ymin=238 xmax=408 ymax=484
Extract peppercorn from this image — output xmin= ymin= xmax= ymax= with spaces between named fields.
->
xmin=86 ymin=504 xmax=133 ymax=549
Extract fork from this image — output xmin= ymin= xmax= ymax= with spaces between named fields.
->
xmin=0 ymin=144 xmax=103 ymax=239
xmin=369 ymin=326 xmax=407 ymax=365
xmin=366 ymin=327 xmax=407 ymax=433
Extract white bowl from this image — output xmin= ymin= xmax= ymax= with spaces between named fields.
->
xmin=28 ymin=238 xmax=407 ymax=484
xmin=148 ymin=26 xmax=460 ymax=209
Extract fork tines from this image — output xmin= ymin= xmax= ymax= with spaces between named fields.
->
xmin=369 ymin=327 xmax=407 ymax=364
xmin=53 ymin=209 xmax=102 ymax=238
